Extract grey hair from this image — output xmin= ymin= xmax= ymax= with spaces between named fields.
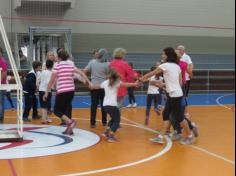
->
xmin=177 ymin=45 xmax=185 ymax=51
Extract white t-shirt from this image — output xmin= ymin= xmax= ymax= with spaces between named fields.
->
xmin=181 ymin=53 xmax=193 ymax=81
xmin=147 ymin=76 xmax=161 ymax=94
xmin=100 ymin=80 xmax=121 ymax=107
xmin=39 ymin=70 xmax=52 ymax=92
xmin=159 ymin=63 xmax=183 ymax=98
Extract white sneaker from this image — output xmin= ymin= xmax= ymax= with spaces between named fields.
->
xmin=47 ymin=118 xmax=53 ymax=123
xmin=132 ymin=103 xmax=137 ymax=108
xmin=149 ymin=135 xmax=165 ymax=144
xmin=126 ymin=104 xmax=133 ymax=108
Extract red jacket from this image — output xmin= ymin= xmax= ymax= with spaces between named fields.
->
xmin=110 ymin=59 xmax=138 ymax=97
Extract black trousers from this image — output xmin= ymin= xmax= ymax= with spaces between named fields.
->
xmin=23 ymin=93 xmax=38 ymax=119
xmin=54 ymin=92 xmax=74 ymax=119
xmin=128 ymin=87 xmax=136 ymax=104
xmin=162 ymin=96 xmax=185 ymax=123
xmin=90 ymin=89 xmax=107 ymax=125
xmin=185 ymin=80 xmax=191 ymax=97
xmin=146 ymin=94 xmax=160 ymax=117
xmin=163 ymin=96 xmax=193 ymax=134
xmin=104 ymin=106 xmax=120 ymax=133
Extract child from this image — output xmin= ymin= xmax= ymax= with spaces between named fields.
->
xmin=23 ymin=61 xmax=42 ymax=122
xmin=144 ymin=66 xmax=164 ymax=126
xmin=39 ymin=59 xmax=54 ymax=124
xmin=6 ymin=75 xmax=15 ymax=110
xmin=92 ymin=69 xmax=139 ymax=142
xmin=44 ymin=49 xmax=91 ymax=135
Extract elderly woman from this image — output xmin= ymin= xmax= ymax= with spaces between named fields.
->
xmin=110 ymin=48 xmax=139 ymax=109
xmin=84 ymin=49 xmax=110 ymax=128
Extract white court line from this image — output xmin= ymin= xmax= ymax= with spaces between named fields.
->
xmin=216 ymin=93 xmax=235 ymax=110
xmin=122 ymin=116 xmax=235 ymax=165
xmin=190 ymin=145 xmax=235 ymax=165
xmin=82 ymin=102 xmax=91 ymax=106
xmin=61 ymin=118 xmax=173 ymax=176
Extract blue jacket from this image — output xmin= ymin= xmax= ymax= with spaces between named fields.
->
xmin=23 ymin=70 xmax=37 ymax=94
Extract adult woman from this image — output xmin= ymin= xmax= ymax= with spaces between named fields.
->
xmin=140 ymin=47 xmax=195 ymax=145
xmin=44 ymin=49 xmax=92 ymax=135
xmin=110 ymin=48 xmax=139 ymax=109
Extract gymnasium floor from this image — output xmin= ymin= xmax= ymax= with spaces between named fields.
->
xmin=0 ymin=93 xmax=235 ymax=176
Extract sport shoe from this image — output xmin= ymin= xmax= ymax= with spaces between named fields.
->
xmin=170 ymin=132 xmax=182 ymax=141
xmin=149 ymin=135 xmax=165 ymax=144
xmin=102 ymin=123 xmax=107 ymax=127
xmin=64 ymin=120 xmax=77 ymax=134
xmin=62 ymin=128 xmax=74 ymax=135
xmin=107 ymin=135 xmax=117 ymax=143
xmin=126 ymin=104 xmax=133 ymax=108
xmin=41 ymin=121 xmax=49 ymax=125
xmin=23 ymin=118 xmax=31 ymax=122
xmin=192 ymin=123 xmax=199 ymax=138
xmin=32 ymin=115 xmax=42 ymax=120
xmin=102 ymin=129 xmax=110 ymax=138
xmin=132 ymin=103 xmax=137 ymax=108
xmin=90 ymin=124 xmax=96 ymax=128
xmin=180 ymin=136 xmax=195 ymax=145
xmin=47 ymin=118 xmax=53 ymax=123
xmin=155 ymin=109 xmax=161 ymax=116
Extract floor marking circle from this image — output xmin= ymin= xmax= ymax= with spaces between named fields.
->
xmin=61 ymin=118 xmax=173 ymax=176
xmin=0 ymin=124 xmax=100 ymax=159
xmin=216 ymin=93 xmax=235 ymax=110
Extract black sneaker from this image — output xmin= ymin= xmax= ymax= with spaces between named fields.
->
xmin=108 ymin=135 xmax=118 ymax=143
xmin=90 ymin=124 xmax=96 ymax=128
xmin=23 ymin=118 xmax=31 ymax=122
xmin=102 ymin=129 xmax=110 ymax=138
xmin=102 ymin=123 xmax=107 ymax=127
xmin=32 ymin=115 xmax=42 ymax=120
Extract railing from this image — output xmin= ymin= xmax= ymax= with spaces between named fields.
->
xmin=72 ymin=68 xmax=235 ymax=94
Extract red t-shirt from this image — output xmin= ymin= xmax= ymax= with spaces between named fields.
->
xmin=0 ymin=57 xmax=8 ymax=84
xmin=110 ymin=59 xmax=137 ymax=97
xmin=179 ymin=60 xmax=188 ymax=85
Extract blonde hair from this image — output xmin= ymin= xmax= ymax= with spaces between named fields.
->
xmin=177 ymin=45 xmax=185 ymax=51
xmin=47 ymin=51 xmax=55 ymax=57
xmin=113 ymin=48 xmax=127 ymax=58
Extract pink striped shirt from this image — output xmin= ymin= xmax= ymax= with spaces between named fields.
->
xmin=54 ymin=61 xmax=75 ymax=94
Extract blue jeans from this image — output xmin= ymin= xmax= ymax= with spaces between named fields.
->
xmin=0 ymin=90 xmax=5 ymax=120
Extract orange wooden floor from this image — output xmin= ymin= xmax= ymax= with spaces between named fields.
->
xmin=0 ymin=105 xmax=235 ymax=176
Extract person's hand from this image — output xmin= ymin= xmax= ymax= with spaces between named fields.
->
xmin=88 ymin=82 xmax=94 ymax=90
xmin=43 ymin=93 xmax=48 ymax=102
xmin=134 ymin=80 xmax=141 ymax=88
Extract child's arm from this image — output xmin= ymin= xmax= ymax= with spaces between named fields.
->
xmin=121 ymin=81 xmax=140 ymax=88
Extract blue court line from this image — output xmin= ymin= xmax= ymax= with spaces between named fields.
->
xmin=4 ymin=93 xmax=235 ymax=110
